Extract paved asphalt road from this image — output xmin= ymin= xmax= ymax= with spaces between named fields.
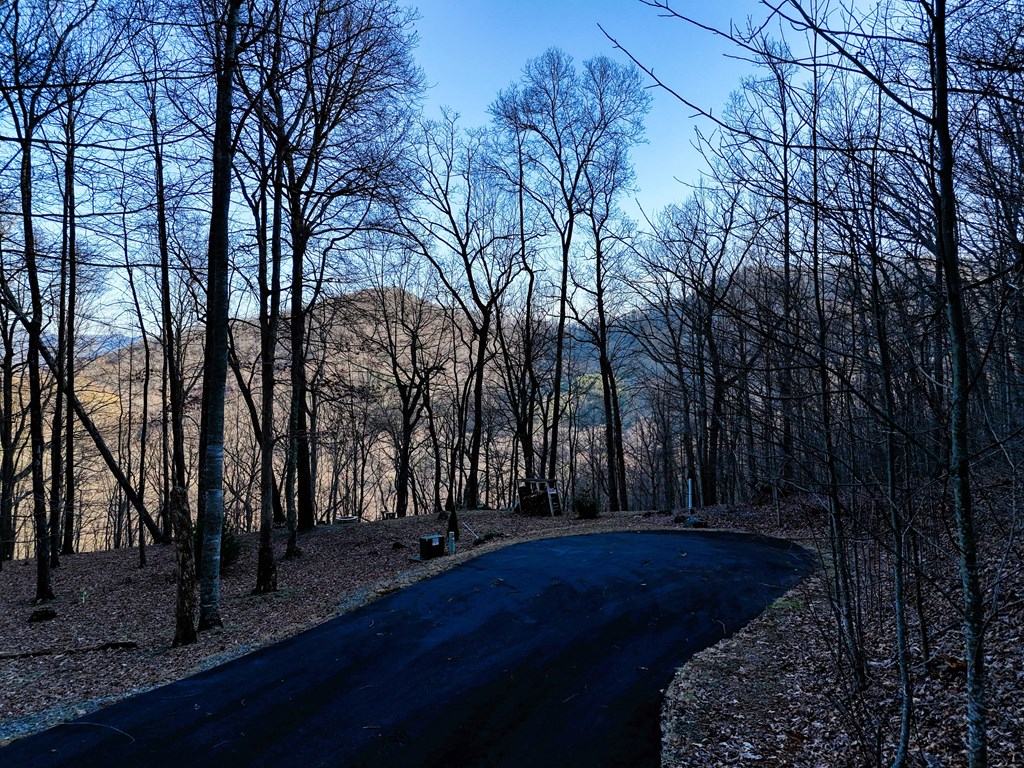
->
xmin=2 ymin=530 xmax=811 ymax=768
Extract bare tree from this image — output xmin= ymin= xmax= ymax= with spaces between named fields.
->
xmin=0 ymin=0 xmax=104 ymax=601
xmin=0 ymin=237 xmax=24 ymax=568
xmin=197 ymin=0 xmax=245 ymax=631
xmin=572 ymin=150 xmax=636 ymax=512
xmin=352 ymin=241 xmax=448 ymax=517
xmin=129 ymin=11 xmax=199 ymax=642
xmin=491 ymin=49 xmax=650 ymax=483
xmin=254 ymin=0 xmax=421 ymax=534
xmin=401 ymin=115 xmax=521 ymax=510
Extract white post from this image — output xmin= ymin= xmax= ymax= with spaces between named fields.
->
xmin=687 ymin=477 xmax=693 ymax=511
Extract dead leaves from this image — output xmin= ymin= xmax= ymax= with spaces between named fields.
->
xmin=661 ymin=503 xmax=1024 ymax=768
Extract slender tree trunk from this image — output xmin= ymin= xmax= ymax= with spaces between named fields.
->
xmin=776 ymin=74 xmax=795 ymax=493
xmin=125 ymin=232 xmax=151 ymax=570
xmin=809 ymin=123 xmax=865 ymax=692
xmin=610 ymin=373 xmax=628 ymax=511
xmin=289 ymin=223 xmax=315 ymax=532
xmin=255 ymin=72 xmax=282 ymax=591
xmin=868 ymin=233 xmax=913 ymax=765
xmin=464 ymin=312 xmax=491 ymax=509
xmin=599 ymin=347 xmax=619 ymax=512
xmin=660 ymin=390 xmax=677 ymax=510
xmin=934 ymin=4 xmax=987 ymax=763
xmin=0 ymin=246 xmax=16 ymax=566
xmin=61 ymin=127 xmax=78 ymax=555
xmin=593 ymin=235 xmax=622 ymax=512
xmin=547 ymin=228 xmax=573 ymax=482
xmin=423 ymin=380 xmax=444 ymax=514
xmin=49 ymin=162 xmax=67 ymax=570
xmin=227 ymin=334 xmax=285 ymax=521
xmin=703 ymin=311 xmax=725 ymax=508
xmin=395 ymin=406 xmax=415 ymax=518
xmin=198 ymin=0 xmax=244 ymax=631
xmin=152 ymin=78 xmax=197 ymax=641
xmin=285 ymin=393 xmax=300 ymax=557
xmin=862 ymin=83 xmax=913 ymax=766
xmin=170 ymin=486 xmax=197 ymax=646
xmin=516 ymin=143 xmax=538 ymax=480
xmin=161 ymin=347 xmax=170 ymax=537
xmin=19 ymin=141 xmax=54 ymax=602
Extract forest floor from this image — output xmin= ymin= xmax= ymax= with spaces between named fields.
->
xmin=660 ymin=501 xmax=1024 ymax=768
xmin=1 ymin=503 xmax=1021 ymax=767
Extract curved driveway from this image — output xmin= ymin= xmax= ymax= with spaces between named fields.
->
xmin=2 ymin=530 xmax=811 ymax=767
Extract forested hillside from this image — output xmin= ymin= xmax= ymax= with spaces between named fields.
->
xmin=0 ymin=1 xmax=1021 ymax=765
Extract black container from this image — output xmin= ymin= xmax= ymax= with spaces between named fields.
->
xmin=419 ymin=534 xmax=444 ymax=560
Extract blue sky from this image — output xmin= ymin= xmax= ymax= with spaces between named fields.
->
xmin=411 ymin=0 xmax=766 ymax=217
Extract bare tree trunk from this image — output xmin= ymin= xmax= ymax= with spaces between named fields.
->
xmin=422 ymin=380 xmax=444 ymax=514
xmin=124 ymin=223 xmax=151 ymax=570
xmin=394 ymin=413 xmax=415 ymax=517
xmin=592 ymin=231 xmax=623 ymax=512
xmin=547 ymin=232 xmax=572 ymax=482
xmin=152 ymin=77 xmax=196 ymax=641
xmin=858 ymin=83 xmax=913 ymax=766
xmin=289 ymin=223 xmax=316 ymax=532
xmin=0 ymin=245 xmax=16 ymax=567
xmin=868 ymin=231 xmax=913 ymax=765
xmin=227 ymin=333 xmax=285 ymax=521
xmin=170 ymin=487 xmax=197 ymax=646
xmin=464 ymin=312 xmax=492 ymax=509
xmin=61 ymin=111 xmax=78 ymax=556
xmin=198 ymin=0 xmax=244 ymax=632
xmin=19 ymin=143 xmax=54 ymax=602
xmin=255 ymin=44 xmax=283 ymax=590
xmin=599 ymin=348 xmax=619 ymax=512
xmin=802 ymin=43 xmax=866 ymax=691
xmin=934 ymin=4 xmax=987 ymax=763
xmin=285 ymin=393 xmax=300 ymax=557
xmin=3 ymin=99 xmax=54 ymax=599
xmin=49 ymin=136 xmax=68 ymax=569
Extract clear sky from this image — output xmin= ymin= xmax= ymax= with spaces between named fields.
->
xmin=410 ymin=0 xmax=768 ymax=217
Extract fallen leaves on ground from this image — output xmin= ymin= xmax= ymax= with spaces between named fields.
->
xmin=661 ymin=501 xmax=1024 ymax=768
